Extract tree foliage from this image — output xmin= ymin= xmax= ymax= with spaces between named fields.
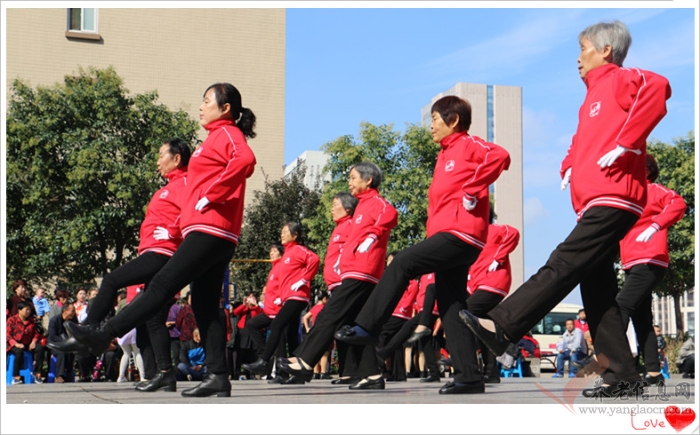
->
xmin=6 ymin=66 xmax=199 ymax=288
xmin=648 ymin=133 xmax=695 ymax=337
xmin=231 ymin=168 xmax=321 ymax=298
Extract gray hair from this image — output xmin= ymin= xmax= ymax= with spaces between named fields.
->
xmin=332 ymin=191 xmax=359 ymax=216
xmin=579 ymin=20 xmax=631 ymax=67
xmin=350 ymin=161 xmax=382 ymax=189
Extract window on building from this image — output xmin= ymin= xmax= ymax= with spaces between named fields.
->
xmin=66 ymin=8 xmax=100 ymax=40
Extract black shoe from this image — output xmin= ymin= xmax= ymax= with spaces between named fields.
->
xmin=58 ymin=323 xmax=112 ymax=357
xmin=135 ymin=369 xmax=176 ymax=392
xmin=277 ymin=357 xmax=314 ymax=383
xmin=484 ymin=376 xmax=501 ymax=384
xmin=267 ymin=375 xmax=288 ymax=384
xmin=334 ymin=325 xmax=379 ymax=346
xmin=181 ymin=372 xmax=231 ymax=397
xmin=313 ymin=373 xmax=321 ymax=380
xmin=420 ymin=373 xmax=441 ymax=383
xmin=242 ymin=358 xmax=268 ymax=375
xmin=320 ymin=373 xmax=332 ymax=380
xmin=406 ymin=328 xmax=432 ymax=345
xmin=281 ymin=375 xmax=306 ymax=385
xmin=581 ymin=384 xmax=615 ymax=398
xmin=47 ymin=336 xmax=90 ymax=354
xmin=643 ymin=373 xmax=665 ymax=385
xmin=438 ymin=381 xmax=485 ymax=395
xmin=349 ymin=376 xmax=385 ymax=390
xmin=458 ymin=310 xmax=510 ymax=356
xmin=77 ymin=377 xmax=92 ymax=383
xmin=331 ymin=377 xmax=358 ymax=385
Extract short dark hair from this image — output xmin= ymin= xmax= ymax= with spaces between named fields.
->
xmin=284 ymin=222 xmax=304 ymax=244
xmin=565 ymin=318 xmax=576 ymax=324
xmin=164 ymin=138 xmax=192 ymax=168
xmin=578 ymin=309 xmax=585 ymax=314
xmin=350 ymin=161 xmax=382 ymax=189
xmin=431 ymin=96 xmax=472 ymax=133
xmin=55 ymin=289 xmax=70 ymax=300
xmin=646 ymin=153 xmax=659 ymax=183
xmin=12 ymin=279 xmax=28 ymax=292
xmin=204 ymin=83 xmax=257 ymax=138
xmin=270 ymin=243 xmax=284 ymax=257
xmin=333 ymin=191 xmax=359 ymax=216
xmin=16 ymin=301 xmax=31 ymax=312
xmin=317 ymin=291 xmax=329 ymax=301
xmin=62 ymin=303 xmax=75 ymax=313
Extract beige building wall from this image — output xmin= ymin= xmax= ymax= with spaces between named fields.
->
xmin=5 ymin=8 xmax=286 ymax=206
xmin=422 ymin=83 xmax=524 ymax=290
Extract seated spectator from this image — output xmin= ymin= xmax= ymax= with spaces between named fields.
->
xmin=676 ymin=335 xmax=694 ymax=379
xmin=32 ymin=287 xmax=51 ymax=333
xmin=574 ymin=309 xmax=589 ymax=333
xmin=177 ymin=328 xmax=206 ymax=381
xmin=48 ymin=303 xmax=78 ymax=383
xmin=553 ymin=318 xmax=587 ymax=378
xmin=73 ymin=287 xmax=89 ymax=322
xmin=8 ymin=279 xmax=35 ymax=317
xmin=48 ymin=289 xmax=70 ymax=320
xmin=6 ymin=301 xmax=46 ymax=384
xmin=230 ymin=292 xmax=263 ymax=380
xmin=517 ymin=332 xmax=538 ymax=358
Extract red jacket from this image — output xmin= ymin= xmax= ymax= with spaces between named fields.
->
xmin=339 ymin=188 xmax=398 ymax=284
xmin=233 ymin=304 xmax=263 ymax=330
xmin=180 ymin=119 xmax=256 ymax=244
xmin=416 ymin=273 xmax=438 ymax=315
xmin=138 ymin=167 xmax=187 ymax=256
xmin=467 ymin=224 xmax=520 ymax=298
xmin=278 ymin=241 xmax=320 ymax=305
xmin=560 ymin=64 xmax=671 ymax=220
xmin=620 ymin=182 xmax=686 ymax=270
xmin=392 ymin=279 xmax=419 ymax=320
xmin=6 ymin=314 xmax=41 ymax=349
xmin=323 ymin=215 xmax=352 ymax=291
xmin=263 ymin=259 xmax=283 ymax=318
xmin=427 ymin=132 xmax=510 ymax=248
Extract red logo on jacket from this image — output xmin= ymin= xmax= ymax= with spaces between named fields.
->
xmin=445 ymin=160 xmax=455 ymax=172
xmin=355 ymin=214 xmax=363 ymax=224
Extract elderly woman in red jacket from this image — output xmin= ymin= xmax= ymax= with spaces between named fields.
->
xmin=54 ymin=82 xmax=257 ymax=398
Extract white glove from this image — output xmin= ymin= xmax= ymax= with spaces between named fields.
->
xmin=273 ymin=297 xmax=282 ymax=305
xmin=462 ymin=194 xmax=477 ymax=211
xmin=195 ymin=196 xmax=210 ymax=211
xmin=561 ymin=168 xmax=572 ymax=191
xmin=597 ymin=145 xmax=641 ymax=168
xmin=291 ymin=279 xmax=307 ymax=291
xmin=357 ymin=237 xmax=375 ymax=253
xmin=636 ymin=226 xmax=658 ymax=243
xmin=488 ymin=260 xmax=500 ymax=273
xmin=333 ymin=256 xmax=341 ymax=275
xmin=153 ymin=226 xmax=170 ymax=240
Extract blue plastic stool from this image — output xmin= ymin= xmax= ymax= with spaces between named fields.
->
xmin=499 ymin=358 xmax=523 ymax=378
xmin=6 ymin=351 xmax=34 ymax=385
xmin=661 ymin=356 xmax=671 ymax=379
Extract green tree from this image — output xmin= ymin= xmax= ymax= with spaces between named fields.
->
xmin=6 ymin=66 xmax=199 ymax=288
xmin=231 ymin=168 xmax=322 ymax=298
xmin=305 ymin=122 xmax=438 ymax=286
xmin=648 ymin=133 xmax=695 ymax=338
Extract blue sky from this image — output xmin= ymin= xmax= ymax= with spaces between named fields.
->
xmin=285 ymin=7 xmax=697 ymax=306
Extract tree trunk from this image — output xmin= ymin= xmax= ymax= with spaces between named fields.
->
xmin=673 ymin=292 xmax=684 ymax=339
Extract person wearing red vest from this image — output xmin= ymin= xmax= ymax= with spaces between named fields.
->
xmin=335 ymin=96 xmax=510 ymax=395
xmin=461 ymin=21 xmax=671 ymax=398
xmin=278 ymin=162 xmax=398 ymax=389
xmin=243 ymin=223 xmax=320 ymax=382
xmin=616 ymin=154 xmax=686 ymax=386
xmin=56 ymin=83 xmax=257 ymax=398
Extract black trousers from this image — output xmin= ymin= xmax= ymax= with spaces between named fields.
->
xmin=86 ymin=252 xmax=174 ymax=373
xmin=353 ymin=233 xmax=482 ymax=383
xmin=9 ymin=344 xmax=45 ymax=377
xmin=379 ymin=314 xmax=440 ymax=378
xmin=51 ymin=349 xmax=74 ymax=379
xmin=105 ymin=232 xmax=236 ymax=375
xmin=246 ymin=313 xmax=273 ymax=360
xmin=261 ymin=300 xmax=306 ymax=362
xmin=616 ymin=264 xmax=667 ymax=373
xmin=296 ymin=279 xmax=378 ymax=378
xmin=466 ymin=290 xmax=505 ymax=378
xmin=418 ymin=284 xmax=437 ymax=328
xmin=378 ymin=316 xmax=408 ymax=378
xmin=489 ymin=206 xmax=639 ymax=385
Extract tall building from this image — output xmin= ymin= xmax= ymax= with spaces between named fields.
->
xmin=5 ymin=8 xmax=286 ymax=204
xmin=422 ymin=82 xmax=524 ymax=290
xmin=283 ymin=150 xmax=331 ymax=191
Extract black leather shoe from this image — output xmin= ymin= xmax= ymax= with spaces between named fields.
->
xmin=406 ymin=328 xmax=432 ymax=345
xmin=459 ymin=309 xmax=510 ymax=356
xmin=281 ymin=375 xmax=306 ymax=385
xmin=420 ymin=373 xmax=441 ymax=383
xmin=267 ymin=375 xmax=287 ymax=384
xmin=484 ymin=376 xmax=501 ymax=384
xmin=438 ymin=381 xmax=485 ymax=395
xmin=320 ymin=373 xmax=332 ymax=380
xmin=277 ymin=357 xmax=314 ymax=383
xmin=581 ymin=384 xmax=615 ymax=398
xmin=135 ymin=369 xmax=176 ymax=392
xmin=47 ymin=336 xmax=90 ymax=354
xmin=62 ymin=323 xmax=113 ymax=357
xmin=349 ymin=376 xmax=385 ymax=390
xmin=242 ymin=358 xmax=268 ymax=375
xmin=643 ymin=373 xmax=665 ymax=385
xmin=181 ymin=372 xmax=231 ymax=397
xmin=334 ymin=325 xmax=379 ymax=346
xmin=313 ymin=373 xmax=321 ymax=380
xmin=331 ymin=377 xmax=358 ymax=385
